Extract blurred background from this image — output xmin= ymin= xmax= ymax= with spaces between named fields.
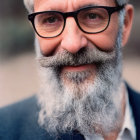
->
xmin=0 ymin=1 xmax=140 ymax=107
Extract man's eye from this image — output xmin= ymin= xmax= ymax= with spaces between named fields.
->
xmin=42 ymin=16 xmax=58 ymax=24
xmin=47 ymin=17 xmax=57 ymax=23
xmin=88 ymin=13 xmax=98 ymax=19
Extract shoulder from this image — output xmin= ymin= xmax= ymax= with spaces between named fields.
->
xmin=0 ymin=96 xmax=38 ymax=122
xmin=126 ymin=83 xmax=140 ymax=138
xmin=0 ymin=96 xmax=60 ymax=140
xmin=126 ymin=83 xmax=140 ymax=112
xmin=126 ymin=83 xmax=140 ymax=105
xmin=0 ymin=96 xmax=42 ymax=139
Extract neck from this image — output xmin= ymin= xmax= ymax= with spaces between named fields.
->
xmin=103 ymin=84 xmax=126 ymax=140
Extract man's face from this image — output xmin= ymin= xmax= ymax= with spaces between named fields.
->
xmin=34 ymin=0 xmax=127 ymax=136
xmin=34 ymin=0 xmax=119 ymax=90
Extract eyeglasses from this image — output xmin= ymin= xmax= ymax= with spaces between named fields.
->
xmin=28 ymin=5 xmax=125 ymax=38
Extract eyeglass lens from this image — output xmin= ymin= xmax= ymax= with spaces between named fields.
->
xmin=78 ymin=7 xmax=109 ymax=33
xmin=35 ymin=12 xmax=64 ymax=37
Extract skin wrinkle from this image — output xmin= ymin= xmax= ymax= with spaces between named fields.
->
xmin=34 ymin=0 xmax=115 ymax=12
xmin=24 ymin=0 xmax=129 ymax=13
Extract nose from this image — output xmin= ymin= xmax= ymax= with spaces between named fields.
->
xmin=60 ymin=18 xmax=88 ymax=54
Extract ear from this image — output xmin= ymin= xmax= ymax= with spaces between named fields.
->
xmin=122 ymin=4 xmax=134 ymax=47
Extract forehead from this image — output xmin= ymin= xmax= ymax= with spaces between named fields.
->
xmin=34 ymin=0 xmax=116 ymax=12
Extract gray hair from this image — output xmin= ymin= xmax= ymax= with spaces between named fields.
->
xmin=24 ymin=0 xmax=129 ymax=13
xmin=24 ymin=0 xmax=34 ymax=13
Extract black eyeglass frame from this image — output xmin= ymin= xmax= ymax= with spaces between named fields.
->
xmin=28 ymin=5 xmax=125 ymax=38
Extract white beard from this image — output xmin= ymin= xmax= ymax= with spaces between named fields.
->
xmin=36 ymin=24 xmax=124 ymax=136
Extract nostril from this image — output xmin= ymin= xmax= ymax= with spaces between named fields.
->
xmin=60 ymin=18 xmax=88 ymax=54
xmin=61 ymin=35 xmax=88 ymax=54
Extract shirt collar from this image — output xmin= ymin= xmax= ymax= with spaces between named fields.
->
xmin=117 ymin=84 xmax=136 ymax=140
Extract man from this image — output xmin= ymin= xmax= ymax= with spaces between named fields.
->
xmin=0 ymin=0 xmax=139 ymax=139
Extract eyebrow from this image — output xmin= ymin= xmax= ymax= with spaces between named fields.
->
xmin=77 ymin=3 xmax=98 ymax=10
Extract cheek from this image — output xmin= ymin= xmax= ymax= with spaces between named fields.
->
xmin=86 ymin=17 xmax=119 ymax=51
xmin=87 ymin=33 xmax=117 ymax=51
xmin=37 ymin=36 xmax=61 ymax=56
xmin=86 ymin=29 xmax=118 ymax=51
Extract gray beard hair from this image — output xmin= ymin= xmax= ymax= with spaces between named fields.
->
xmin=36 ymin=29 xmax=123 ymax=136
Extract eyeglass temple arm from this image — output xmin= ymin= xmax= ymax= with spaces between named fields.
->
xmin=109 ymin=4 xmax=126 ymax=14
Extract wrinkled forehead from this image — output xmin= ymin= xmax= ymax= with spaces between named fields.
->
xmin=34 ymin=0 xmax=116 ymax=12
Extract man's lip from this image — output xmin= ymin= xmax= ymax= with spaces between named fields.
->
xmin=62 ymin=64 xmax=95 ymax=72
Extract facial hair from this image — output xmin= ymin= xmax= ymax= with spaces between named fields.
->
xmin=36 ymin=29 xmax=123 ymax=136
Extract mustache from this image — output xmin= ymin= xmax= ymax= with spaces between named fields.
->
xmin=37 ymin=47 xmax=116 ymax=68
